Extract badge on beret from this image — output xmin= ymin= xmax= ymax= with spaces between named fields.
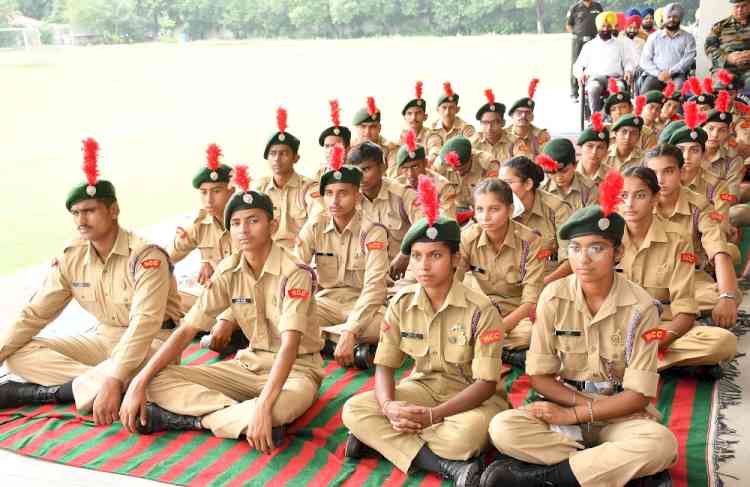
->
xmin=598 ymin=132 xmax=606 ymax=140
xmin=598 ymin=217 xmax=610 ymax=230
xmin=634 ymin=119 xmax=641 ymax=126
xmin=278 ymin=133 xmax=286 ymax=141
xmin=86 ymin=185 xmax=97 ymax=197
xmin=720 ymin=113 xmax=727 ymax=121
xmin=690 ymin=131 xmax=698 ymax=140
xmin=210 ymin=171 xmax=218 ymax=181
xmin=448 ymin=96 xmax=454 ymax=102
xmin=490 ymin=105 xmax=496 ymax=111
xmin=334 ymin=170 xmax=342 ymax=180
xmin=617 ymin=94 xmax=624 ymax=101
xmin=242 ymin=192 xmax=254 ymax=204
xmin=698 ymin=96 xmax=705 ymax=103
xmin=333 ymin=127 xmax=340 ymax=135
xmin=417 ymin=100 xmax=423 ymax=106
xmin=426 ymin=226 xmax=438 ymax=240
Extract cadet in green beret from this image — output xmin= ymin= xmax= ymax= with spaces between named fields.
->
xmin=0 ymin=138 xmax=182 ymax=427
xmin=401 ymin=81 xmax=430 ymax=147
xmin=425 ymin=81 xmax=476 ymax=162
xmin=319 ymin=99 xmax=352 ymax=152
xmin=576 ymin=112 xmax=612 ymax=184
xmin=659 ymin=80 xmax=683 ymax=124
xmin=640 ymin=90 xmax=666 ymax=150
xmin=508 ymin=78 xmax=550 ymax=159
xmin=602 ymin=78 xmax=633 ymax=125
xmin=702 ymin=90 xmax=743 ymax=198
xmin=540 ymin=138 xmax=599 ymax=211
xmin=605 ymin=109 xmax=645 ymax=172
xmin=351 ymin=96 xmax=400 ymax=177
xmin=342 ymin=177 xmax=508 ymax=487
xmin=470 ymin=88 xmax=513 ymax=163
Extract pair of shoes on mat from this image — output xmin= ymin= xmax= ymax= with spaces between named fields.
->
xmin=661 ymin=364 xmax=723 ymax=381
xmin=321 ymin=340 xmax=376 ymax=370
xmin=0 ymin=381 xmax=60 ymax=408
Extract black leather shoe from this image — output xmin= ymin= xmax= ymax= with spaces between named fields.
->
xmin=270 ymin=425 xmax=285 ymax=448
xmin=661 ymin=365 xmax=723 ymax=381
xmin=343 ymin=432 xmax=377 ymax=459
xmin=353 ymin=344 xmax=376 ymax=370
xmin=218 ymin=329 xmax=250 ymax=356
xmin=501 ymin=349 xmax=527 ymax=370
xmin=625 ymin=470 xmax=672 ymax=487
xmin=438 ymin=457 xmax=482 ymax=487
xmin=480 ymin=458 xmax=559 ymax=487
xmin=0 ymin=381 xmax=60 ymax=408
xmin=320 ymin=339 xmax=337 ymax=358
xmin=136 ymin=403 xmax=202 ymax=434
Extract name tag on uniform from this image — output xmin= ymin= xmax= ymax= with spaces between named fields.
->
xmin=232 ymin=297 xmax=253 ymax=304
xmin=401 ymin=331 xmax=424 ymax=340
xmin=314 ymin=252 xmax=335 ymax=257
xmin=554 ymin=330 xmax=582 ymax=337
xmin=469 ymin=266 xmax=486 ymax=274
xmin=72 ymin=282 xmax=90 ymax=288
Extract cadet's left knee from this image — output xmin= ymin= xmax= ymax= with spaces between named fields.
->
xmin=708 ymin=327 xmax=738 ymax=362
xmin=440 ymin=412 xmax=491 ymax=452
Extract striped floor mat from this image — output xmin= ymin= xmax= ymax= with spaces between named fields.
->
xmin=0 ymin=343 xmax=727 ymax=486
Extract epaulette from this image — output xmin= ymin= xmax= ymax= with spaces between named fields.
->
xmin=461 ymin=222 xmax=483 ymax=244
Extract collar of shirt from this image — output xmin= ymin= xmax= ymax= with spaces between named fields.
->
xmin=668 ymin=188 xmax=694 ymax=218
xmin=232 ymin=243 xmax=282 ymax=280
xmin=407 ymin=278 xmax=469 ymax=314
xmin=199 ymin=211 xmax=226 ymax=231
xmin=573 ymin=272 xmax=638 ymax=323
xmin=85 ymin=226 xmax=129 ymax=266
xmin=262 ymin=172 xmax=302 ymax=192
xmin=546 ymin=173 xmax=586 ymax=196
xmin=323 ymin=211 xmax=361 ymax=236
xmin=623 ymin=215 xmax=670 ymax=251
xmin=477 ymin=223 xmax=517 ymax=251
xmin=432 ymin=116 xmax=466 ymax=131
xmin=655 ymin=29 xmax=685 ymax=40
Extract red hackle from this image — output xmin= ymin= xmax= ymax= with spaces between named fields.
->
xmin=634 ymin=95 xmax=646 ymax=118
xmin=718 ymin=69 xmax=734 ymax=87
xmin=663 ymin=80 xmax=676 ymax=99
xmin=405 ymin=129 xmax=417 ymax=153
xmin=233 ymin=165 xmax=250 ymax=193
xmin=82 ymin=137 xmax=99 ymax=186
xmin=528 ymin=78 xmax=540 ymax=99
xmin=329 ymin=99 xmax=341 ymax=127
xmin=736 ymin=101 xmax=750 ymax=114
xmin=276 ymin=107 xmax=287 ymax=134
xmin=535 ymin=154 xmax=559 ymax=173
xmin=415 ymin=81 xmax=423 ymax=100
xmin=443 ymin=81 xmax=454 ymax=98
xmin=684 ymin=101 xmax=699 ymax=130
xmin=680 ymin=82 xmax=690 ymax=97
xmin=445 ymin=151 xmax=461 ymax=169
xmin=417 ymin=174 xmax=440 ymax=227
xmin=599 ymin=170 xmax=624 ymax=218
xmin=206 ymin=143 xmax=221 ymax=171
xmin=329 ymin=143 xmax=345 ymax=171
xmin=703 ymin=76 xmax=714 ymax=95
xmin=716 ymin=90 xmax=730 ymax=114
xmin=608 ymin=77 xmax=620 ymax=95
xmin=591 ymin=112 xmax=604 ymax=132
xmin=484 ymin=88 xmax=495 ymax=106
xmin=688 ymin=77 xmax=703 ymax=96
xmin=366 ymin=96 xmax=378 ymax=117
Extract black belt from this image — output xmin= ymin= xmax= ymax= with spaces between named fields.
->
xmin=564 ymin=379 xmax=623 ymax=394
xmin=161 ymin=318 xmax=177 ymax=330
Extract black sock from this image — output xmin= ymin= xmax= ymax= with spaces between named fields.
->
xmin=412 ymin=445 xmax=442 ymax=474
xmin=54 ymin=381 xmax=74 ymax=403
xmin=552 ymin=460 xmax=580 ymax=486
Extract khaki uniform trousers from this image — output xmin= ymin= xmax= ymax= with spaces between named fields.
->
xmin=314 ymin=287 xmax=385 ymax=342
xmin=342 ymin=377 xmax=509 ymax=473
xmin=177 ymin=291 xmax=198 ymax=315
xmin=5 ymin=323 xmax=172 ymax=413
xmin=145 ymin=350 xmax=323 ymax=439
xmin=503 ymin=319 xmax=532 ymax=351
xmin=658 ymin=324 xmax=737 ymax=370
xmin=489 ymin=408 xmax=678 ymax=487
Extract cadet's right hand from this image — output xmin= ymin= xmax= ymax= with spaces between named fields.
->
xmin=175 ymin=226 xmax=188 ymax=239
xmin=209 ymin=319 xmax=236 ymax=352
xmin=119 ymin=381 xmax=147 ymax=434
xmin=383 ymin=401 xmax=423 ymax=433
xmin=334 ymin=331 xmax=356 ymax=367
xmin=197 ymin=262 xmax=215 ymax=286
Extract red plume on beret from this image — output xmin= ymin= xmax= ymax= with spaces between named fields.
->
xmin=329 ymin=99 xmax=341 ymax=128
xmin=528 ymin=78 xmax=540 ymax=99
xmin=703 ymin=76 xmax=714 ymax=96
xmin=687 ymin=77 xmax=703 ymax=97
xmin=536 ymin=154 xmax=559 ymax=173
xmin=206 ymin=143 xmax=221 ymax=171
xmin=417 ymin=174 xmax=440 ymax=227
xmin=484 ymin=88 xmax=495 ymax=106
xmin=415 ymin=81 xmax=423 ymax=100
xmin=329 ymin=143 xmax=345 ymax=171
xmin=405 ymin=128 xmax=417 ymax=153
xmin=718 ymin=69 xmax=734 ymax=87
xmin=443 ymin=81 xmax=454 ymax=98
xmin=233 ymin=165 xmax=250 ymax=193
xmin=599 ymin=169 xmax=624 ymax=218
xmin=445 ymin=151 xmax=461 ymax=169
xmin=366 ymin=96 xmax=378 ymax=118
xmin=608 ymin=77 xmax=620 ymax=95
xmin=736 ymin=101 xmax=750 ymax=114
xmin=663 ymin=80 xmax=676 ymax=99
xmin=716 ymin=90 xmax=730 ymax=114
xmin=680 ymin=82 xmax=690 ymax=97
xmin=684 ymin=101 xmax=699 ymax=130
xmin=591 ymin=112 xmax=604 ymax=133
xmin=82 ymin=137 xmax=100 ymax=186
xmin=276 ymin=107 xmax=287 ymax=134
xmin=634 ymin=95 xmax=646 ymax=118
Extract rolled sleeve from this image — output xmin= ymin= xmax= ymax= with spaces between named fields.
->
xmin=373 ymin=302 xmax=405 ymax=369
xmin=278 ymin=268 xmax=315 ymax=335
xmin=526 ymin=290 xmax=562 ymax=376
xmin=471 ymin=304 xmax=503 ymax=382
xmin=182 ymin=264 xmax=233 ymax=332
xmin=698 ymin=208 xmax=730 ymax=262
xmin=345 ymin=225 xmax=388 ymax=336
xmin=167 ymin=222 xmax=199 ymax=263
xmin=520 ymin=237 xmax=545 ymax=305
xmin=622 ymin=303 xmax=660 ymax=397
xmin=668 ymin=239 xmax=699 ymax=317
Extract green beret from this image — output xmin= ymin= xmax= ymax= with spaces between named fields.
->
xmin=318 ymin=125 xmax=352 ymax=147
xmin=402 ymin=98 xmax=427 ymax=116
xmin=192 ymin=164 xmax=232 ymax=189
xmin=669 ymin=126 xmax=708 ymax=148
xmin=612 ymin=114 xmax=643 ymax=132
xmin=604 ymin=90 xmax=632 ymax=115
xmin=437 ymin=92 xmax=460 ymax=108
xmin=542 ymin=138 xmax=576 ymax=167
xmin=475 ymin=102 xmax=506 ymax=121
xmin=396 ymin=144 xmax=427 ymax=167
xmin=352 ymin=107 xmax=381 ymax=125
xmin=319 ymin=165 xmax=363 ymax=194
xmin=689 ymin=94 xmax=715 ymax=108
xmin=439 ymin=136 xmax=472 ymax=164
xmin=400 ymin=216 xmax=461 ymax=255
xmin=263 ymin=131 xmax=300 ymax=160
xmin=644 ymin=90 xmax=665 ymax=105
xmin=65 ymin=180 xmax=117 ymax=211
xmin=508 ymin=97 xmax=535 ymax=116
xmin=558 ymin=205 xmax=625 ymax=246
xmin=659 ymin=120 xmax=685 ymax=144
xmin=703 ymin=109 xmax=733 ymax=126
xmin=577 ymin=126 xmax=610 ymax=145
xmin=223 ymin=190 xmax=274 ymax=230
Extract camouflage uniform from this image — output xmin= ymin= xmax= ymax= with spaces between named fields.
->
xmin=706 ymin=15 xmax=750 ymax=88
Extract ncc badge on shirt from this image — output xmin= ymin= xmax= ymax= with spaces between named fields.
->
xmin=536 ymin=249 xmax=553 ymax=261
xmin=366 ymin=241 xmax=386 ymax=251
xmin=642 ymin=328 xmax=669 ymax=343
xmin=480 ymin=329 xmax=502 ymax=345
xmin=680 ymin=252 xmax=697 ymax=265
xmin=140 ymin=259 xmax=161 ymax=269
xmin=287 ymin=288 xmax=310 ymax=299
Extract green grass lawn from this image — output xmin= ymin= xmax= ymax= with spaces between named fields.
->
xmin=0 ymin=33 xmax=571 ymax=276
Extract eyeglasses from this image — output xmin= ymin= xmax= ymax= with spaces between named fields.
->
xmin=567 ymin=243 xmax=612 ymax=261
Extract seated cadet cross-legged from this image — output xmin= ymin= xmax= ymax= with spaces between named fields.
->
xmin=342 ymin=177 xmax=509 ymax=487
xmin=118 ymin=167 xmax=323 ymax=452
xmin=540 ymin=138 xmax=599 ymax=211
xmin=0 ymin=139 xmax=182 ymax=425
xmin=618 ymin=166 xmax=737 ymax=380
xmin=482 ymin=173 xmax=677 ymax=487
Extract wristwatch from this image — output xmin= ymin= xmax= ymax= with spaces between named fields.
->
xmin=719 ymin=292 xmax=737 ymax=301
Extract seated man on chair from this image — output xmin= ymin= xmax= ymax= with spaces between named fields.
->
xmin=639 ymin=3 xmax=696 ymax=93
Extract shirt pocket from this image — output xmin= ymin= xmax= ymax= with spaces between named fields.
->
xmin=314 ymin=254 xmax=338 ymax=285
xmin=399 ymin=333 xmax=428 ymax=358
xmin=110 ymin=279 xmax=133 ymax=324
xmin=231 ymin=299 xmax=257 ymax=331
xmin=71 ymin=283 xmax=96 ymax=314
xmin=554 ymin=330 xmax=587 ymax=371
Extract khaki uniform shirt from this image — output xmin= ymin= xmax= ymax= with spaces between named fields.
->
xmin=657 ymin=187 xmax=732 ymax=268
xmin=541 ymin=172 xmax=599 ymax=211
xmin=470 ymin=132 xmax=514 ymax=164
xmin=508 ymin=125 xmax=551 ymax=159
xmin=359 ymin=177 xmax=423 ymax=260
xmin=576 ymin=162 xmax=612 ymax=185
xmin=426 ymin=116 xmax=477 ymax=159
xmin=374 ymin=280 xmax=505 ymax=386
xmin=168 ymin=210 xmax=234 ymax=268
xmin=433 ymin=150 xmax=500 ymax=209
xmin=606 ymin=145 xmax=644 ymax=172
xmin=618 ymin=215 xmax=699 ymax=320
xmin=639 ymin=122 xmax=663 ymax=151
xmin=0 ymin=228 xmax=182 ymax=382
xmin=252 ymin=172 xmax=322 ymax=249
xmin=185 ymin=244 xmax=322 ymax=358
xmin=703 ymin=146 xmax=743 ymax=198
xmin=352 ymin=135 xmax=400 ymax=177
xmin=514 ymin=190 xmax=573 ymax=262
xmin=394 ymin=169 xmax=458 ymax=220
xmin=457 ymin=221 xmax=545 ymax=316
xmin=527 ymin=273 xmax=661 ymax=398
xmin=684 ymin=169 xmax=735 ymax=216
xmin=296 ymin=212 xmax=388 ymax=336
xmin=398 ymin=126 xmax=430 ymax=146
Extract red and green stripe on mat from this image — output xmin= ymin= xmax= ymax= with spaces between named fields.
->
xmin=0 ymin=344 xmax=717 ymax=487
